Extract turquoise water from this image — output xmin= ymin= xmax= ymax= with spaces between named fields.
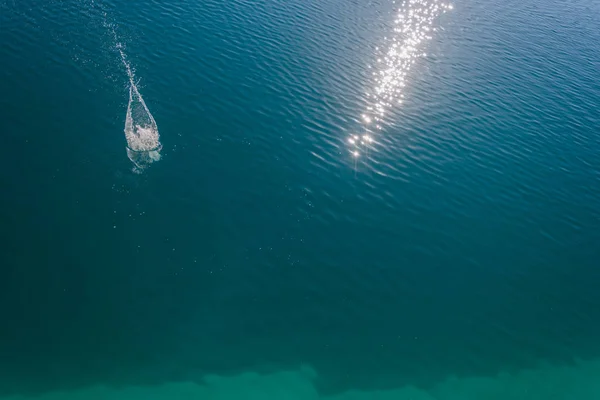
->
xmin=1 ymin=0 xmax=600 ymax=398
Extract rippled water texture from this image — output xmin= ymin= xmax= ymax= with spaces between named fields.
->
xmin=0 ymin=0 xmax=599 ymax=398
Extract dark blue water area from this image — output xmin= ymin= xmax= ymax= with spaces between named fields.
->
xmin=1 ymin=0 xmax=600 ymax=396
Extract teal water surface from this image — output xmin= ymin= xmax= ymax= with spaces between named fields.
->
xmin=1 ymin=0 xmax=600 ymax=398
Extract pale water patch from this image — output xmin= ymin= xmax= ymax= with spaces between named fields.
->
xmin=3 ymin=359 xmax=600 ymax=399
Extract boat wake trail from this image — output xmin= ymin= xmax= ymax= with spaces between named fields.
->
xmin=117 ymin=44 xmax=161 ymax=173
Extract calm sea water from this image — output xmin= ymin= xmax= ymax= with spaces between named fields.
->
xmin=1 ymin=0 xmax=599 ymax=398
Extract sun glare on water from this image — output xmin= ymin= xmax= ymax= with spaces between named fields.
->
xmin=348 ymin=0 xmax=452 ymax=158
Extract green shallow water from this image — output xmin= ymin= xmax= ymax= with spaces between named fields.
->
xmin=3 ymin=360 xmax=600 ymax=399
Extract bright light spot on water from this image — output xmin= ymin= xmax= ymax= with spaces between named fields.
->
xmin=346 ymin=0 xmax=452 ymax=160
xmin=352 ymin=151 xmax=360 ymax=157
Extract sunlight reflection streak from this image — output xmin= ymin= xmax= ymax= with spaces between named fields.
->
xmin=347 ymin=0 xmax=452 ymax=159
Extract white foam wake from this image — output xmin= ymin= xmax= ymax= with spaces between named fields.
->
xmin=118 ymin=46 xmax=161 ymax=172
